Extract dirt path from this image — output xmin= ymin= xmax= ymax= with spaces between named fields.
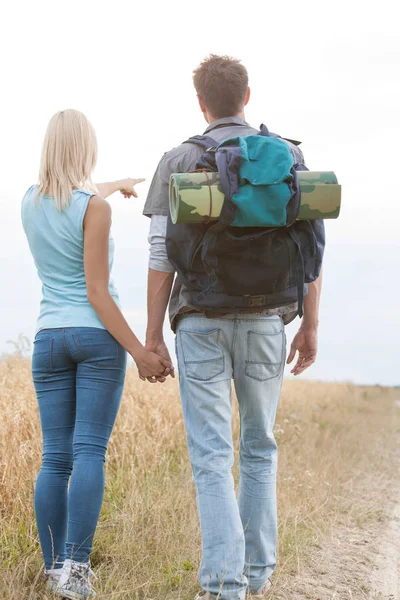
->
xmin=274 ymin=499 xmax=400 ymax=599
xmin=368 ymin=501 xmax=400 ymax=600
xmin=271 ymin=394 xmax=400 ymax=600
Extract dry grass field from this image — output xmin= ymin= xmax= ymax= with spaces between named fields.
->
xmin=0 ymin=354 xmax=399 ymax=599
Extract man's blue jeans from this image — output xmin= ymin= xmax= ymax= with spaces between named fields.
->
xmin=176 ymin=314 xmax=286 ymax=600
xmin=32 ymin=327 xmax=126 ymax=569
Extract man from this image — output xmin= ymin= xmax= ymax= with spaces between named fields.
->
xmin=143 ymin=55 xmax=323 ymax=599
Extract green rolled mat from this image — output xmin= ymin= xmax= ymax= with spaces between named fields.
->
xmin=169 ymin=171 xmax=341 ymax=224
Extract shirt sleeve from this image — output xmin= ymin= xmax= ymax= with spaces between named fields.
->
xmin=143 ymin=146 xmax=197 ymax=217
xmin=148 ymin=215 xmax=175 ymax=273
xmin=143 ymin=154 xmax=171 ymax=217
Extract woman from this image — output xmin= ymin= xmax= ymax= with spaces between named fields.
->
xmin=22 ymin=109 xmax=172 ymax=599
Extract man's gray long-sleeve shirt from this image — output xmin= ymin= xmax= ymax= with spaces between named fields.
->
xmin=144 ymin=116 xmax=303 ymax=331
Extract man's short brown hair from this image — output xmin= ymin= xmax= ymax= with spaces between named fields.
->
xmin=193 ymin=55 xmax=249 ymax=119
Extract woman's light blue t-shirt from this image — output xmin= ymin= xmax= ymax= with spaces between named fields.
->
xmin=22 ymin=185 xmax=119 ymax=333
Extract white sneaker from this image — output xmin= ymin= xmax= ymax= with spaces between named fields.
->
xmin=55 ymin=559 xmax=96 ymax=599
xmin=45 ymin=567 xmax=63 ymax=592
xmin=249 ymin=580 xmax=272 ymax=598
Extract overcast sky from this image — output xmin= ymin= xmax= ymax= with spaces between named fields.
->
xmin=0 ymin=0 xmax=398 ymax=385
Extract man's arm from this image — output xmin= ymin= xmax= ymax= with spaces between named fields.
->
xmin=144 ymin=215 xmax=176 ymax=378
xmin=143 ymin=148 xmax=195 ymax=377
xmin=287 ymin=270 xmax=323 ymax=376
xmin=302 ymin=271 xmax=322 ymax=329
xmin=146 ymin=267 xmax=175 ymax=353
xmin=285 ymin=143 xmax=324 ymax=376
xmin=83 ymin=196 xmax=172 ymax=379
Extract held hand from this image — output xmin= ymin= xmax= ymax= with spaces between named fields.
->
xmin=119 ymin=178 xmax=145 ymax=198
xmin=133 ymin=348 xmax=172 ymax=382
xmin=143 ymin=340 xmax=175 ymax=383
xmin=287 ymin=325 xmax=318 ymax=376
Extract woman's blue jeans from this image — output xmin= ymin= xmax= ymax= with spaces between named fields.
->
xmin=32 ymin=327 xmax=126 ymax=569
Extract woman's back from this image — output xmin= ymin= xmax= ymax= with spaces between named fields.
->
xmin=22 ymin=185 xmax=118 ymax=332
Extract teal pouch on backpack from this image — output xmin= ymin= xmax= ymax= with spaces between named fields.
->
xmin=217 ymin=135 xmax=296 ymax=227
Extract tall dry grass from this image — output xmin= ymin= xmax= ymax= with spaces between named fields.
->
xmin=0 ymin=354 xmax=399 ymax=599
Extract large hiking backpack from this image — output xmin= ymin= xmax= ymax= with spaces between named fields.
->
xmin=166 ymin=124 xmax=325 ymax=317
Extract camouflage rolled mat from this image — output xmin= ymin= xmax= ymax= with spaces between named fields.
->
xmin=169 ymin=171 xmax=341 ymax=224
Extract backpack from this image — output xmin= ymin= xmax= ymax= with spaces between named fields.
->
xmin=166 ymin=124 xmax=325 ymax=317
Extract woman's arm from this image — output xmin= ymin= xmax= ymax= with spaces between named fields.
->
xmin=83 ymin=195 xmax=172 ymax=379
xmin=96 ymin=177 xmax=145 ymax=199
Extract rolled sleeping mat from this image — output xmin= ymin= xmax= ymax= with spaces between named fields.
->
xmin=169 ymin=171 xmax=341 ymax=224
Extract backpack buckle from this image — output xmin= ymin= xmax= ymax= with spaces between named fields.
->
xmin=247 ymin=295 xmax=266 ymax=307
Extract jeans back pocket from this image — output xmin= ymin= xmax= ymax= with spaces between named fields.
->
xmin=179 ymin=328 xmax=225 ymax=381
xmin=32 ymin=335 xmax=53 ymax=380
xmin=72 ymin=330 xmax=119 ymax=368
xmin=245 ymin=328 xmax=285 ymax=382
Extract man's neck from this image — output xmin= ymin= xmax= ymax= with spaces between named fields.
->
xmin=207 ymin=111 xmax=246 ymax=124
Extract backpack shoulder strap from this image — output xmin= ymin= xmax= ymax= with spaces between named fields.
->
xmin=258 ymin=123 xmax=271 ymax=137
xmin=183 ymin=135 xmax=218 ymax=151
xmin=183 ymin=135 xmax=220 ymax=174
xmin=183 ymin=120 xmax=249 ymax=150
xmin=258 ymin=123 xmax=302 ymax=146
xmin=282 ymin=137 xmax=302 ymax=146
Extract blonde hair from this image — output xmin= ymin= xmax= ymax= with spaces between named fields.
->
xmin=37 ymin=109 xmax=98 ymax=210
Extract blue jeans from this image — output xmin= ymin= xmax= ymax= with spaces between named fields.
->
xmin=176 ymin=314 xmax=286 ymax=600
xmin=32 ymin=327 xmax=126 ymax=569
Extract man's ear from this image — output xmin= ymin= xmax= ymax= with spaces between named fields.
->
xmin=197 ymin=95 xmax=207 ymax=114
xmin=244 ymin=87 xmax=251 ymax=107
